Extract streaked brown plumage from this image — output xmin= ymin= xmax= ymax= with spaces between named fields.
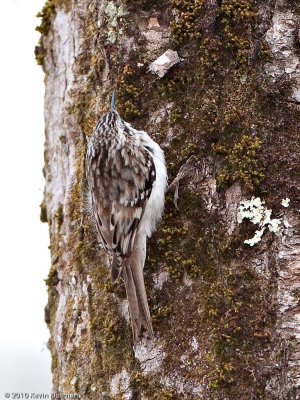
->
xmin=86 ymin=97 xmax=167 ymax=343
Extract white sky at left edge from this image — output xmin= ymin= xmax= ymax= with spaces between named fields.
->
xmin=0 ymin=0 xmax=52 ymax=396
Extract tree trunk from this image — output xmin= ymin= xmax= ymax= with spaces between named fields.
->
xmin=37 ymin=0 xmax=300 ymax=398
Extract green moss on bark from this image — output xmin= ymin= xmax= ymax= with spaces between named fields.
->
xmin=215 ymin=135 xmax=265 ymax=190
xmin=169 ymin=0 xmax=204 ymax=45
xmin=35 ymin=1 xmax=56 ymax=67
xmin=40 ymin=199 xmax=48 ymax=223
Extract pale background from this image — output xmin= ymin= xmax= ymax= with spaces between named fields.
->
xmin=0 ymin=0 xmax=52 ymax=396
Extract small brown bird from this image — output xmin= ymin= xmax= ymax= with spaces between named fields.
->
xmin=86 ymin=94 xmax=167 ymax=342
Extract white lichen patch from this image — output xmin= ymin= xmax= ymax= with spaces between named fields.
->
xmin=104 ymin=1 xmax=127 ymax=44
xmin=110 ymin=368 xmax=131 ymax=399
xmin=244 ymin=227 xmax=266 ymax=247
xmin=105 ymin=1 xmax=127 ymax=21
xmin=237 ymin=197 xmax=265 ymax=225
xmin=237 ymin=197 xmax=283 ymax=246
xmin=153 ymin=271 xmax=169 ymax=290
xmin=105 ymin=1 xmax=118 ymax=21
xmin=282 ymin=198 xmax=290 ymax=208
xmin=134 ymin=339 xmax=165 ymax=373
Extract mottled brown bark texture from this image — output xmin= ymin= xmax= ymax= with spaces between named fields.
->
xmin=37 ymin=0 xmax=300 ymax=398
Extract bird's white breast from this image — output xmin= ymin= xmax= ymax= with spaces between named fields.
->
xmin=124 ymin=123 xmax=167 ymax=238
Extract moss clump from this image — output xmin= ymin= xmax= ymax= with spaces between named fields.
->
xmin=291 ymin=287 xmax=300 ymax=304
xmin=44 ymin=262 xmax=59 ymax=333
xmin=35 ymin=43 xmax=46 ymax=67
xmin=35 ymin=1 xmax=56 ymax=36
xmin=123 ymin=0 xmax=162 ymax=10
xmin=158 ymin=74 xmax=190 ymax=102
xmin=116 ymin=65 xmax=142 ymax=120
xmin=40 ymin=199 xmax=48 ymax=223
xmin=215 ymin=135 xmax=265 ymax=190
xmin=130 ymin=371 xmax=177 ymax=399
xmin=201 ymin=266 xmax=275 ymax=397
xmin=219 ymin=0 xmax=257 ymax=64
xmin=35 ymin=0 xmax=71 ymax=67
xmin=69 ymin=148 xmax=85 ymax=222
xmin=169 ymin=0 xmax=204 ymax=45
xmin=35 ymin=0 xmax=56 ymax=67
xmin=170 ymin=109 xmax=184 ymax=126
xmin=55 ymin=204 xmax=64 ymax=231
xmin=146 ymin=194 xmax=199 ymax=281
xmin=258 ymin=41 xmax=272 ymax=62
xmin=153 ymin=388 xmax=177 ymax=399
xmin=198 ymin=37 xmax=223 ymax=72
xmin=88 ymin=277 xmax=130 ymax=371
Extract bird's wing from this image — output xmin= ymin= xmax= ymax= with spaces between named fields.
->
xmin=87 ymin=140 xmax=156 ymax=278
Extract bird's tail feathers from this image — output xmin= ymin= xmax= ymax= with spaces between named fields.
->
xmin=122 ymin=242 xmax=153 ymax=343
xmin=111 ymin=254 xmax=123 ymax=282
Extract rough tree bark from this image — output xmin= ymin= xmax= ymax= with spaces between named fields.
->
xmin=36 ymin=0 xmax=300 ymax=398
